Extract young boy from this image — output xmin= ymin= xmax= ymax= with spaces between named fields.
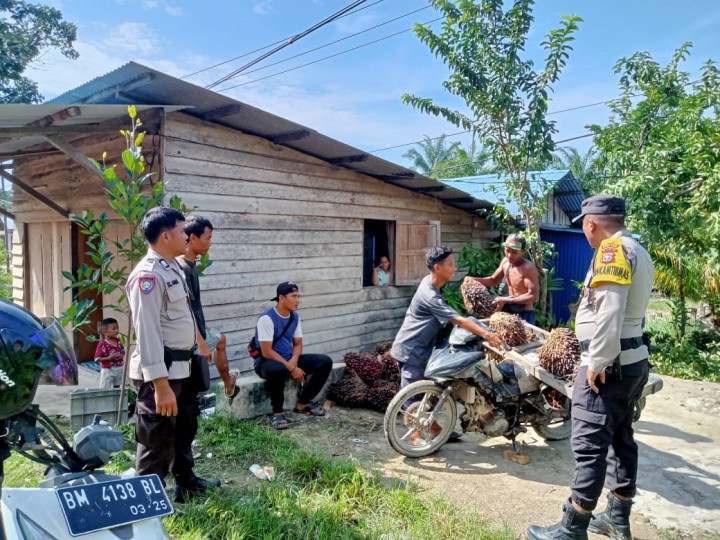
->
xmin=95 ymin=317 xmax=125 ymax=389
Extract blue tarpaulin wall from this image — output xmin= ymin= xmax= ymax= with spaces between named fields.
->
xmin=540 ymin=226 xmax=594 ymax=324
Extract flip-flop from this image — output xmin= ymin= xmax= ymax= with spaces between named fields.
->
xmin=293 ymin=402 xmax=326 ymax=417
xmin=271 ymin=414 xmax=289 ymax=430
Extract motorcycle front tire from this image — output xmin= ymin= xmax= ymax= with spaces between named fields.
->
xmin=383 ymin=380 xmax=458 ymax=458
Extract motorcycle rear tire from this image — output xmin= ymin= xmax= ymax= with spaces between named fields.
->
xmin=532 ymin=401 xmax=572 ymax=441
xmin=384 ymin=380 xmax=457 ymax=458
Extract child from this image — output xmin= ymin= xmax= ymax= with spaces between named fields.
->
xmin=95 ymin=317 xmax=125 ymax=389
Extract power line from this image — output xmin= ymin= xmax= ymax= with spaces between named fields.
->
xmin=216 ymin=19 xmax=443 ymax=93
xmin=207 ymin=0 xmax=373 ymax=89
xmin=232 ymin=6 xmax=432 ymax=79
xmin=182 ymin=0 xmax=385 ymax=80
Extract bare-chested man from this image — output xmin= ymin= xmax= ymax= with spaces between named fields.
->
xmin=470 ymin=234 xmax=539 ymax=325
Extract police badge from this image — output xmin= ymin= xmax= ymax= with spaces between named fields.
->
xmin=139 ymin=276 xmax=156 ymax=294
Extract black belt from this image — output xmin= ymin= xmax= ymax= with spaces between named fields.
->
xmin=163 ymin=347 xmax=193 ymax=370
xmin=579 ymin=336 xmax=643 ymax=353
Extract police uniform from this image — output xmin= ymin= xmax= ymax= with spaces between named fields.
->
xmin=570 ymin=228 xmax=654 ymax=512
xmin=127 ymin=248 xmax=197 ymax=485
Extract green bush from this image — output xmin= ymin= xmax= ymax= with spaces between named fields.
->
xmin=0 ymin=238 xmax=11 ymax=301
xmin=647 ymin=321 xmax=720 ymax=382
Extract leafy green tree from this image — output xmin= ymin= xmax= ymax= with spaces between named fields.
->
xmin=590 ymin=43 xmax=720 ymax=330
xmin=0 ymin=0 xmax=78 ymax=103
xmin=402 ymin=0 xmax=582 ymax=316
xmin=551 ymin=146 xmax=603 ymax=194
xmin=402 ymin=134 xmax=462 ymax=176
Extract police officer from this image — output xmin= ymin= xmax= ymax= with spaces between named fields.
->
xmin=527 ymin=195 xmax=654 ymax=540
xmin=127 ymin=207 xmax=220 ymax=503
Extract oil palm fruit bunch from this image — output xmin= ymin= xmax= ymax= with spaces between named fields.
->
xmin=537 ymin=328 xmax=582 ymax=378
xmin=379 ymin=353 xmax=400 ymax=384
xmin=344 ymin=352 xmax=382 ymax=385
xmin=328 ymin=371 xmax=369 ymax=407
xmin=488 ymin=312 xmax=532 ymax=347
xmin=372 ymin=341 xmax=393 ymax=356
xmin=460 ymin=278 xmax=495 ymax=318
xmin=365 ymin=380 xmax=399 ymax=412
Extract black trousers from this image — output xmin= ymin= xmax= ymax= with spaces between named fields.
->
xmin=255 ymin=354 xmax=332 ymax=413
xmin=133 ymin=376 xmax=199 ymax=486
xmin=570 ymin=360 xmax=649 ymax=511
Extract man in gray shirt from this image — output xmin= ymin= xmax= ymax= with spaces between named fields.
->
xmin=391 ymin=246 xmax=503 ymax=442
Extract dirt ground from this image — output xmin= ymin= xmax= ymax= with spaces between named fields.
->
xmin=280 ymin=375 xmax=720 ymax=540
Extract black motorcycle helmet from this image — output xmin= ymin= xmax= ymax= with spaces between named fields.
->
xmin=0 ymin=300 xmax=78 ymax=420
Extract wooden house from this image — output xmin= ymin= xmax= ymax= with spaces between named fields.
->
xmin=0 ymin=63 xmax=498 ymax=371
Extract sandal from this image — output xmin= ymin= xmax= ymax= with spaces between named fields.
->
xmin=271 ymin=414 xmax=289 ymax=430
xmin=293 ymin=402 xmax=326 ymax=417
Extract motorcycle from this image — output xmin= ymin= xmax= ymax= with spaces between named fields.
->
xmin=384 ymin=318 xmax=663 ymax=458
xmin=384 ymin=319 xmax=571 ymax=458
xmin=1 ymin=406 xmax=172 ymax=539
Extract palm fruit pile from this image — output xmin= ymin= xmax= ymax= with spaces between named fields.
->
xmin=365 ymin=380 xmax=400 ymax=412
xmin=327 ymin=349 xmax=401 ymax=411
xmin=460 ymin=279 xmax=495 ymax=318
xmin=488 ymin=312 xmax=533 ymax=347
xmin=372 ymin=341 xmax=392 ymax=356
xmin=537 ymin=328 xmax=582 ymax=379
xmin=327 ymin=371 xmax=369 ymax=407
xmin=344 ymin=352 xmax=383 ymax=385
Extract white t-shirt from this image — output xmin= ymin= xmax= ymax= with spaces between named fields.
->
xmin=256 ymin=308 xmax=303 ymax=342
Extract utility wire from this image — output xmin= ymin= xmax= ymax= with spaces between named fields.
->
xmin=217 ymin=16 xmax=442 ymax=93
xmin=207 ymin=0 xmax=372 ymax=89
xmin=230 ymin=6 xmax=432 ymax=79
xmin=183 ymin=0 xmax=384 ymax=80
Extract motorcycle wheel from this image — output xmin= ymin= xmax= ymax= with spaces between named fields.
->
xmin=532 ymin=388 xmax=572 ymax=441
xmin=383 ymin=380 xmax=457 ymax=458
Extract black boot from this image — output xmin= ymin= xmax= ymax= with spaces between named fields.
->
xmin=527 ymin=501 xmax=592 ymax=540
xmin=588 ymin=492 xmax=633 ymax=540
xmin=174 ymin=475 xmax=221 ymax=503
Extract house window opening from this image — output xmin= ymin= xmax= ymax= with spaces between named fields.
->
xmin=363 ymin=219 xmax=394 ymax=287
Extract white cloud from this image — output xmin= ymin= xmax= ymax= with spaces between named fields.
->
xmin=165 ymin=5 xmax=183 ymax=16
xmin=253 ymin=1 xmax=274 ymax=15
xmin=102 ymin=22 xmax=160 ymax=56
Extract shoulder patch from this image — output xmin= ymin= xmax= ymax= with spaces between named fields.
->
xmin=159 ymin=259 xmax=171 ymax=269
xmin=138 ymin=275 xmax=157 ymax=294
xmin=590 ymin=238 xmax=632 ymax=288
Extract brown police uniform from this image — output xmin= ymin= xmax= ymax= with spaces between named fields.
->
xmin=570 ymin=229 xmax=654 ymax=511
xmin=127 ymin=248 xmax=197 ymax=485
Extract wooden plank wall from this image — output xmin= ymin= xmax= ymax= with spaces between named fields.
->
xmin=164 ymin=113 xmax=486 ymax=371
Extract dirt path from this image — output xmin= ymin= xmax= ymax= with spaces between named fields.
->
xmin=283 ymin=375 xmax=720 ymax=539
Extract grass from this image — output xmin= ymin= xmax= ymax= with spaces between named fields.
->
xmin=3 ymin=412 xmax=512 ymax=539
xmin=163 ymin=414 xmax=513 ymax=540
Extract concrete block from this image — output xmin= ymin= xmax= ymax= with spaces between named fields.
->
xmin=216 ymin=363 xmax=345 ymax=419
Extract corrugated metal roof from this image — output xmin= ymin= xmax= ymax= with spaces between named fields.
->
xmin=440 ymin=169 xmax=586 ymax=223
xmin=0 ymin=104 xmax=186 ymax=156
xmin=39 ymin=62 xmax=495 ymax=214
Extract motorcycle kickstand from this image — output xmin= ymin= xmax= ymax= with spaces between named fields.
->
xmin=510 ymin=435 xmax=518 ymax=453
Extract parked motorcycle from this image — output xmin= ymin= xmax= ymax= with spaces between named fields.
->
xmin=384 ymin=319 xmax=572 ymax=458
xmin=1 ymin=408 xmax=172 ymax=539
xmin=0 ymin=300 xmax=171 ymax=539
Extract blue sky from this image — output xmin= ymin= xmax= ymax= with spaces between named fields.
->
xmin=30 ymin=0 xmax=720 ymax=167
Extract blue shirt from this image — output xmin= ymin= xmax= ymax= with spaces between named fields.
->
xmin=254 ymin=307 xmax=300 ymax=366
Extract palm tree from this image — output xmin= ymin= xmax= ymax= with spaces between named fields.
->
xmin=551 ymin=146 xmax=603 ymax=194
xmin=434 ymin=138 xmax=496 ymax=178
xmin=402 ymin=135 xmax=462 ymax=176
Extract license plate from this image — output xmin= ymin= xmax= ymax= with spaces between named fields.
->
xmin=56 ymin=474 xmax=173 ymax=536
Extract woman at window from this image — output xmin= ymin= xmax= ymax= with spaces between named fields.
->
xmin=372 ymin=256 xmax=393 ymax=287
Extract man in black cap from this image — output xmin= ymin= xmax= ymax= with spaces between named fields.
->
xmin=527 ymin=195 xmax=654 ymax=540
xmin=253 ymin=282 xmax=332 ymax=430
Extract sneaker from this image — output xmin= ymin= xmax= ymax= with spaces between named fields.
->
xmin=174 ymin=475 xmax=221 ymax=503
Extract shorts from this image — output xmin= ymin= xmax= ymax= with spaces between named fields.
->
xmin=99 ymin=366 xmax=124 ymax=388
xmin=204 ymin=327 xmax=221 ymax=351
